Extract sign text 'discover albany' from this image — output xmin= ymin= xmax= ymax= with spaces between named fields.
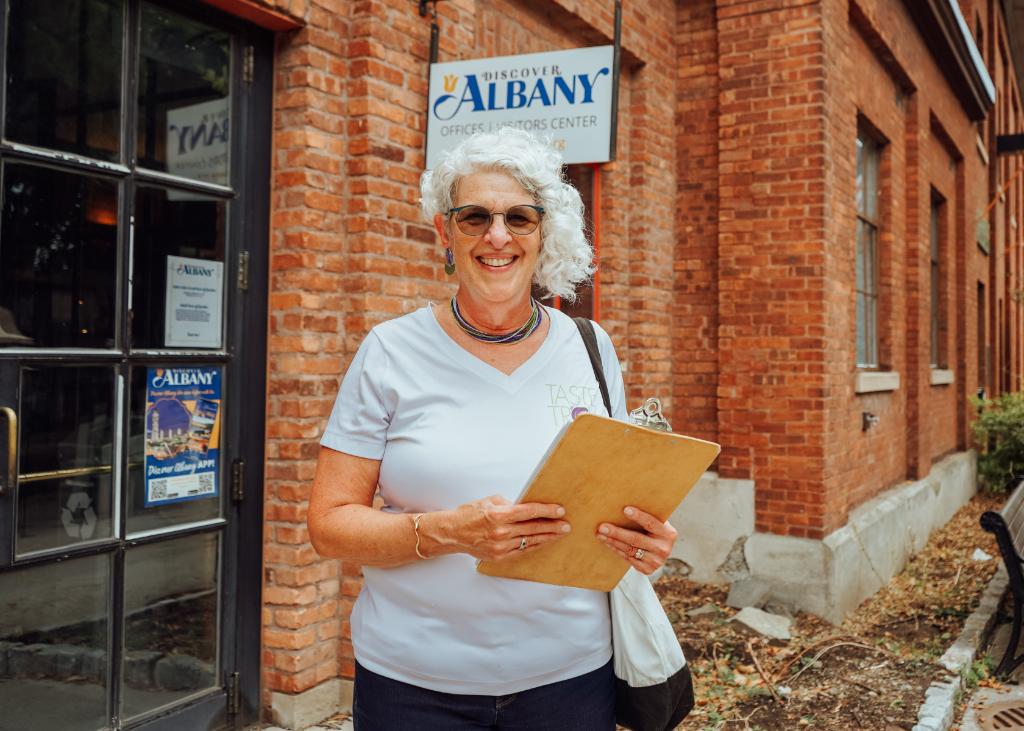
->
xmin=426 ymin=46 xmax=615 ymax=168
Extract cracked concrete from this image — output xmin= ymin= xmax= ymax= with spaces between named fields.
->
xmin=736 ymin=452 xmax=976 ymax=623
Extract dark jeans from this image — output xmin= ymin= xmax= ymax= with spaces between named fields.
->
xmin=353 ymin=659 xmax=616 ymax=730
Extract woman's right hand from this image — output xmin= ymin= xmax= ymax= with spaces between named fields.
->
xmin=425 ymin=495 xmax=571 ymax=561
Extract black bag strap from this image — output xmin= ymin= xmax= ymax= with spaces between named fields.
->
xmin=573 ymin=317 xmax=613 ymax=417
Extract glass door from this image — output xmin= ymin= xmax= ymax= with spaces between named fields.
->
xmin=0 ymin=1 xmax=269 ymax=729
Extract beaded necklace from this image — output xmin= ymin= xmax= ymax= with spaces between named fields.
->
xmin=450 ymin=297 xmax=543 ymax=344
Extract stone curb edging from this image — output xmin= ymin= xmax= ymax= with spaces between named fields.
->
xmin=911 ymin=565 xmax=1008 ymax=731
xmin=0 ymin=639 xmax=215 ymax=692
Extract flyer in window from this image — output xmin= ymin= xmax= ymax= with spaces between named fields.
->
xmin=144 ymin=366 xmax=222 ymax=506
xmin=164 ymin=255 xmax=224 ymax=348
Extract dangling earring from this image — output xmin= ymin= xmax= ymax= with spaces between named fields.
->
xmin=444 ymin=248 xmax=456 ymax=275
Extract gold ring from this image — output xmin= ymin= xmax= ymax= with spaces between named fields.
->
xmin=634 ymin=548 xmax=646 ymax=560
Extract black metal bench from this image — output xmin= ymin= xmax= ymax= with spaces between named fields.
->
xmin=980 ymin=480 xmax=1024 ymax=677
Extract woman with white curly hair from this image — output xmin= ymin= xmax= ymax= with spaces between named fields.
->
xmin=308 ymin=127 xmax=679 ymax=729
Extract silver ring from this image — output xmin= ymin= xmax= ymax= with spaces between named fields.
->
xmin=633 ymin=548 xmax=646 ymax=560
xmin=519 ymin=536 xmax=527 ymax=551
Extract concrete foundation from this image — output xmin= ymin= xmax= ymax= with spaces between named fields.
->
xmin=669 ymin=451 xmax=977 ymax=623
xmin=270 ymin=678 xmax=353 ymax=731
xmin=669 ymin=473 xmax=755 ymax=583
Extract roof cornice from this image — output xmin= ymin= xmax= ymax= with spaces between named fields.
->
xmin=901 ymin=0 xmax=995 ymax=121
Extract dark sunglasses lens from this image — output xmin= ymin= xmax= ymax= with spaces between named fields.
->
xmin=505 ymin=206 xmax=540 ymax=233
xmin=455 ymin=207 xmax=491 ymax=234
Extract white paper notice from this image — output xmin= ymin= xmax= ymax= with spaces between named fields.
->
xmin=164 ymin=256 xmax=224 ymax=348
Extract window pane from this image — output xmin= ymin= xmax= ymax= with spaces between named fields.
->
xmin=855 ymin=220 xmax=866 ymax=292
xmin=136 ymin=3 xmax=231 ymax=185
xmin=867 ymin=292 xmax=877 ymax=366
xmin=856 ymin=292 xmax=867 ymax=365
xmin=16 ymin=365 xmax=117 ymax=554
xmin=131 ymin=187 xmax=227 ymax=349
xmin=931 ymin=261 xmax=940 ymax=367
xmin=5 ymin=0 xmax=123 ymax=160
xmin=0 ymin=553 xmax=110 ymax=731
xmin=122 ymin=533 xmax=219 ymax=720
xmin=855 ymin=136 xmax=865 ymax=216
xmin=866 ymin=226 xmax=877 ymax=297
xmin=0 ymin=163 xmax=118 ymax=348
xmin=978 ymin=283 xmax=986 ymax=389
xmin=863 ymin=137 xmax=878 ymax=220
xmin=126 ymin=365 xmax=222 ymax=534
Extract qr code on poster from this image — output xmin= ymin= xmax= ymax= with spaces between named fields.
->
xmin=150 ymin=480 xmax=168 ymax=500
xmin=197 ymin=472 xmax=215 ymax=494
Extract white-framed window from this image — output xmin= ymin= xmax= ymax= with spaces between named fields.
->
xmin=856 ymin=128 xmax=881 ymax=368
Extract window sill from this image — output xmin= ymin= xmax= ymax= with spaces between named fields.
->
xmin=855 ymin=371 xmax=901 ymax=394
xmin=930 ymin=368 xmax=955 ymax=386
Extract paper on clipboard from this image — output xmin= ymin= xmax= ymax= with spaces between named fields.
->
xmin=476 ymin=413 xmax=720 ymax=592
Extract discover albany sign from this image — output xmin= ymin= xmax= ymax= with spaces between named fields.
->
xmin=426 ymin=46 xmax=615 ymax=168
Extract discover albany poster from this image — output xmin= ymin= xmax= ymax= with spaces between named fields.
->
xmin=144 ymin=366 xmax=222 ymax=506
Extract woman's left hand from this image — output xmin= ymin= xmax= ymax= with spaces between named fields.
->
xmin=597 ymin=506 xmax=678 ymax=576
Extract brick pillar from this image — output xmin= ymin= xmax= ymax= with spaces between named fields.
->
xmin=715 ymin=0 xmax=829 ymax=538
xmin=619 ymin=6 xmax=679 ymax=408
xmin=904 ymin=93 xmax=927 ymax=480
xmin=263 ymin=1 xmax=350 ymax=725
xmin=675 ymin=0 xmax=719 ymax=446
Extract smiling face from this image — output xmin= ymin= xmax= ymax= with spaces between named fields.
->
xmin=434 ymin=170 xmax=542 ymax=311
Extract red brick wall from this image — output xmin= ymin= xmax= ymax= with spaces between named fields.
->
xmin=713 ymin=0 xmax=831 ymax=537
xmin=674 ymin=0 xmax=719 ymax=446
xmin=919 ymin=125 xmax=960 ymax=465
xmin=827 ymin=0 xmax=911 ymax=525
xmin=820 ymin=0 xmax=997 ymax=532
xmin=262 ymin=0 xmax=353 ymax=710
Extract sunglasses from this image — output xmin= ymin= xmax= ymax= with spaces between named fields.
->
xmin=446 ymin=204 xmax=545 ymax=236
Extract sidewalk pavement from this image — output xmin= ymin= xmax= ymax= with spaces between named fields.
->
xmin=263 ymin=721 xmax=352 ymax=731
xmin=958 ymin=619 xmax=1024 ymax=731
xmin=911 ymin=564 xmax=1007 ymax=731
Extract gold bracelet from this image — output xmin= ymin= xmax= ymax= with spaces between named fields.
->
xmin=412 ymin=513 xmax=428 ymax=560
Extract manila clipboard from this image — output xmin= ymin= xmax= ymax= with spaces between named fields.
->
xmin=477 ymin=413 xmax=720 ymax=591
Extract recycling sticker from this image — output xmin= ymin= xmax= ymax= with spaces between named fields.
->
xmin=61 ymin=491 xmax=98 ymax=539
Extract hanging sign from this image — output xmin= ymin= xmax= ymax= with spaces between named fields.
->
xmin=144 ymin=366 xmax=222 ymax=506
xmin=164 ymin=255 xmax=224 ymax=348
xmin=426 ymin=45 xmax=615 ymax=168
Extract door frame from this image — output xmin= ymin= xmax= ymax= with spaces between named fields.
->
xmin=0 ymin=1 xmax=272 ymax=728
xmin=223 ymin=18 xmax=272 ymax=729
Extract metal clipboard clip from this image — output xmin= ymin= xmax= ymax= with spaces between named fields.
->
xmin=628 ymin=397 xmax=672 ymax=432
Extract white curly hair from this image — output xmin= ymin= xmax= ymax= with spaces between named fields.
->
xmin=420 ymin=127 xmax=594 ymax=302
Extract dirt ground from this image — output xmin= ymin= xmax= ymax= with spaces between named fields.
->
xmin=664 ymin=490 xmax=1006 ymax=731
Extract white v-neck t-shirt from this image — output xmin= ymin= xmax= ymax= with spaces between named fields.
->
xmin=320 ymin=305 xmax=628 ymax=695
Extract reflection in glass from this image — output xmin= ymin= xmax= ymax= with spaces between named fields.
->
xmin=0 ymin=164 xmax=118 ymax=349
xmin=131 ymin=186 xmax=226 ymax=349
xmin=127 ymin=366 xmax=221 ymax=533
xmin=5 ymin=0 xmax=123 ymax=160
xmin=16 ymin=366 xmax=116 ymax=554
xmin=0 ymin=553 xmax=110 ymax=731
xmin=122 ymin=533 xmax=219 ymax=720
xmin=137 ymin=3 xmax=231 ymax=184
